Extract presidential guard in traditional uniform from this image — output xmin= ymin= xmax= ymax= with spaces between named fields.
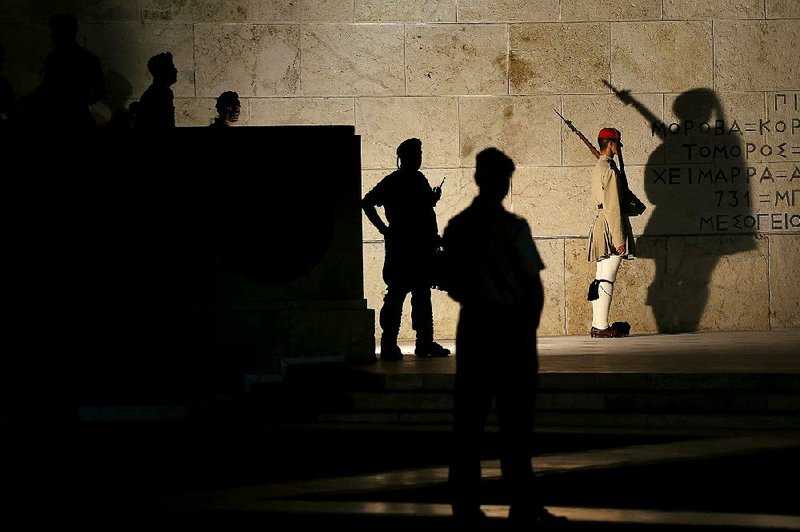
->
xmin=587 ymin=128 xmax=636 ymax=338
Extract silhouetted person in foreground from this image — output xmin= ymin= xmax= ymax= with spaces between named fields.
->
xmin=0 ymin=43 xmax=15 ymax=127
xmin=31 ymin=13 xmax=104 ymax=128
xmin=362 ymin=138 xmax=450 ymax=360
xmin=442 ymin=148 xmax=567 ymax=529
xmin=209 ymin=91 xmax=240 ymax=128
xmin=136 ymin=52 xmax=177 ymax=129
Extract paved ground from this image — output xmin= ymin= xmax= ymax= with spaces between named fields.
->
xmin=5 ymin=329 xmax=800 ymax=530
xmin=369 ymin=329 xmax=800 ymax=373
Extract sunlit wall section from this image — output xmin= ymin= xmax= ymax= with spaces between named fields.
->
xmin=1 ymin=1 xmax=797 ymax=337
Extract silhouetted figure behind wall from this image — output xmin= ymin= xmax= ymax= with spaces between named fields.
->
xmin=136 ymin=52 xmax=177 ymax=129
xmin=29 ymin=13 xmax=105 ymax=128
xmin=442 ymin=148 xmax=567 ymax=530
xmin=209 ymin=91 xmax=240 ymax=128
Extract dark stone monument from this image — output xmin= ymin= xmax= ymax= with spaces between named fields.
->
xmin=3 ymin=126 xmax=374 ymax=409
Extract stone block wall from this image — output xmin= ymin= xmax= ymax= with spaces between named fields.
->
xmin=1 ymin=1 xmax=797 ymax=338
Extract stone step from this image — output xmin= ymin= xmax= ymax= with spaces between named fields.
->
xmin=345 ymin=390 xmax=800 ymax=414
xmin=318 ymin=411 xmax=800 ymax=430
xmin=319 ymin=365 xmax=800 ymax=430
xmin=347 ymin=370 xmax=800 ymax=392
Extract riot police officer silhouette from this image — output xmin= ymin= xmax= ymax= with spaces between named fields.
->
xmin=362 ymin=138 xmax=450 ymax=360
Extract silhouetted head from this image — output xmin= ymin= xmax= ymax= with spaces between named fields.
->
xmin=50 ymin=13 xmax=78 ymax=47
xmin=215 ymin=90 xmax=241 ymax=125
xmin=475 ymin=148 xmax=514 ymax=202
xmin=147 ymin=52 xmax=178 ymax=86
xmin=673 ymin=88 xmax=719 ymax=123
xmin=397 ymin=137 xmax=422 ymax=171
xmin=215 ymin=91 xmax=240 ymax=114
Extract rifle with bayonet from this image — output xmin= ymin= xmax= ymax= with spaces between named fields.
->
xmin=554 ymin=108 xmax=600 ymax=159
xmin=554 ymin=109 xmax=646 ymax=217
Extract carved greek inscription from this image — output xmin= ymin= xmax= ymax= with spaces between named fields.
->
xmin=646 ymin=92 xmax=800 ymax=235
xmin=699 ymin=213 xmax=800 ymax=232
xmin=652 ymin=118 xmax=800 ymax=139
xmin=774 ymin=93 xmax=799 ymax=112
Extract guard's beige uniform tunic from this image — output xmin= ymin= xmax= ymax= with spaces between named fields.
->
xmin=588 ymin=155 xmax=636 ymax=262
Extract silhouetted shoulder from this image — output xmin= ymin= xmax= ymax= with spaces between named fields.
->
xmin=508 ymin=211 xmax=530 ymax=228
xmin=384 ymin=169 xmax=404 ymax=181
xmin=443 ymin=207 xmax=470 ymax=228
xmin=513 ymin=216 xmax=544 ymax=273
xmin=442 ymin=204 xmax=480 ymax=237
xmin=363 ymin=169 xmax=400 ymax=206
xmin=494 ymin=206 xmax=535 ymax=237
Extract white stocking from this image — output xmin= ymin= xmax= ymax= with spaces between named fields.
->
xmin=591 ymin=255 xmax=622 ymax=329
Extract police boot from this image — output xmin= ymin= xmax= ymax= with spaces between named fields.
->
xmin=414 ymin=338 xmax=451 ymax=358
xmin=379 ymin=335 xmax=403 ymax=361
